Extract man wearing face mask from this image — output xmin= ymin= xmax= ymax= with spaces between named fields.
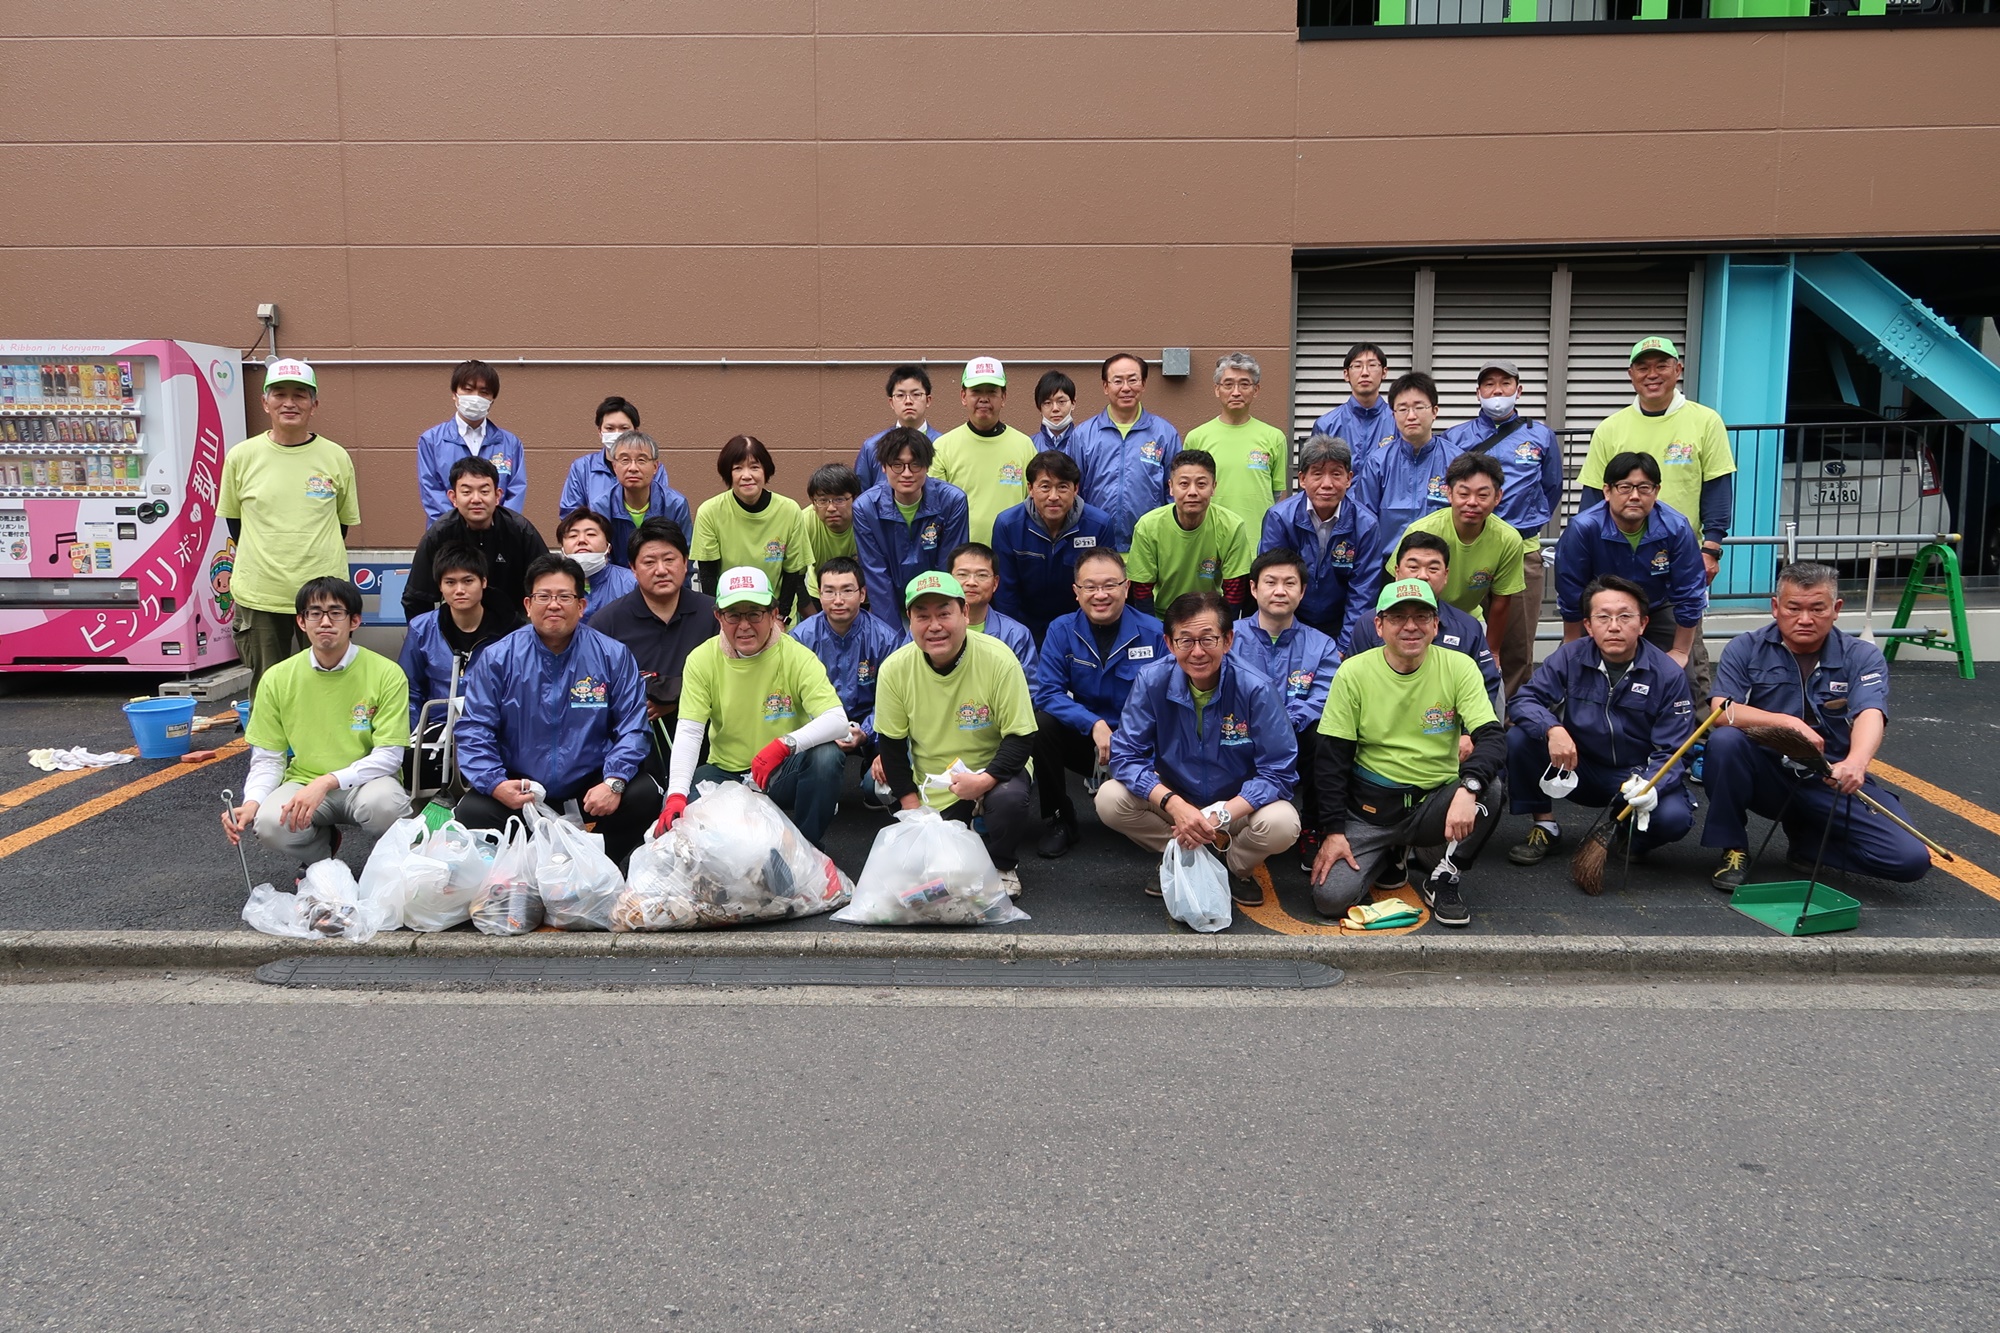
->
xmin=1504 ymin=575 xmax=1696 ymax=867
xmin=1441 ymin=360 xmax=1562 ymax=698
xmin=559 ymin=397 xmax=689 ymax=544
xmin=557 ymin=508 xmax=639 ymax=620
xmin=417 ymin=360 xmax=525 ymax=523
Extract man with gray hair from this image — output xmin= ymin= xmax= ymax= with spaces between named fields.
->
xmin=1702 ymin=560 xmax=1928 ymax=891
xmin=568 ymin=430 xmax=693 ymax=568
xmin=1186 ymin=353 xmax=1288 ymax=534
xmin=1259 ymin=433 xmax=1380 ymax=645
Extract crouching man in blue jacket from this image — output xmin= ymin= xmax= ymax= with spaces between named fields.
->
xmin=1096 ymin=591 xmax=1300 ymax=908
xmin=453 ymin=554 xmax=662 ymax=867
xmin=1505 ymin=574 xmax=1697 ymax=867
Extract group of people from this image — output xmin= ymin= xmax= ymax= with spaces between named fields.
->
xmin=215 ymin=342 xmax=1933 ymax=926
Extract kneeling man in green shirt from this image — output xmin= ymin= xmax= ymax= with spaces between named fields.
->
xmin=1309 ymin=577 xmax=1507 ymax=928
xmin=874 ymin=570 xmax=1039 ymax=897
xmin=222 ymin=577 xmax=411 ymax=868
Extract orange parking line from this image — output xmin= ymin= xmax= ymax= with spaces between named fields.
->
xmin=1235 ymin=864 xmax=1430 ymax=936
xmin=0 ymin=739 xmax=245 ymax=861
xmin=1871 ymin=761 xmax=2000 ymax=841
xmin=0 ymin=710 xmax=237 ymax=813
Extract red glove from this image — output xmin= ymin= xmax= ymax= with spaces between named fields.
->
xmin=750 ymin=738 xmax=792 ymax=791
xmin=653 ymin=792 xmax=687 ymax=836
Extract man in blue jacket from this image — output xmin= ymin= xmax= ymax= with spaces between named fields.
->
xmin=1096 ymin=590 xmax=1300 ymax=907
xmin=453 ymin=553 xmax=661 ymax=865
xmin=1442 ymin=359 xmax=1564 ymax=698
xmin=563 ymin=431 xmax=693 ymax=570
xmin=992 ymin=450 xmax=1116 ymax=644
xmin=1031 ymin=548 xmax=1166 ymax=859
xmin=1505 ymin=574 xmax=1697 ymax=867
xmin=416 ymin=360 xmax=525 ymax=523
xmin=397 ymin=544 xmax=506 ymax=786
xmin=853 ymin=365 xmax=943 ymax=493
xmin=1348 ymin=371 xmax=1458 ymax=573
xmin=851 ymin=426 xmax=970 ymax=629
xmin=1229 ymin=549 xmax=1344 ymax=872
xmin=1553 ymin=451 xmax=1705 ymax=672
xmin=791 ymin=555 xmax=907 ymax=806
xmin=1259 ymin=433 xmax=1379 ymax=646
xmin=1310 ymin=342 xmax=1397 ymax=458
xmin=1064 ymin=352 xmax=1183 ymax=549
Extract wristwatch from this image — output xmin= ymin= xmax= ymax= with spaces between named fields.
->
xmin=1460 ymin=777 xmax=1483 ymax=794
xmin=604 ymin=777 xmax=627 ymax=795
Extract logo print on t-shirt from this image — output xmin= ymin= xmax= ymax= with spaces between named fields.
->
xmin=1663 ymin=439 xmax=1696 ymax=465
xmin=349 ymin=702 xmax=377 ymax=732
xmin=1426 ymin=475 xmax=1448 ymax=503
xmin=1247 ymin=450 xmax=1271 ymax=473
xmin=1219 ymin=714 xmax=1250 ymax=745
xmin=764 ymin=540 xmax=786 ymax=563
xmin=304 ymin=473 xmax=337 ymax=501
xmin=998 ymin=463 xmax=1024 ymax=486
xmin=762 ymin=692 xmax=796 ymax=722
xmin=1470 ymin=569 xmax=1492 ymax=591
xmin=569 ymin=676 xmax=609 ymax=708
xmin=1197 ymin=557 xmax=1219 ymax=582
xmin=956 ymin=701 xmax=993 ymax=731
xmin=1421 ymin=704 xmax=1458 ymax=735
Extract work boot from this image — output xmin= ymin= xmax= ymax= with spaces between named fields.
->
xmin=1507 ymin=823 xmax=1560 ymax=866
xmin=1036 ymin=813 xmax=1079 ymax=859
xmin=1710 ymin=848 xmax=1750 ymax=891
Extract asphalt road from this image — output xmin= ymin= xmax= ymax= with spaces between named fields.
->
xmin=4 ymin=661 xmax=1999 ymax=937
xmin=4 ymin=975 xmax=1999 ymax=1330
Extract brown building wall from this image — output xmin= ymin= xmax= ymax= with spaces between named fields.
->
xmin=4 ymin=5 xmax=1996 ymax=547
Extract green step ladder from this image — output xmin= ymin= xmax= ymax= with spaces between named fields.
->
xmin=1881 ymin=541 xmax=1976 ymax=680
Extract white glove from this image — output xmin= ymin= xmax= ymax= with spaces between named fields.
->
xmin=1619 ymin=775 xmax=1658 ymax=831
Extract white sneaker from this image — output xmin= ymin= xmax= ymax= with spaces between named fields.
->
xmin=999 ymin=867 xmax=1022 ymax=898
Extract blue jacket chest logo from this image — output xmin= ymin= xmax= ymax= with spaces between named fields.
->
xmin=569 ymin=676 xmax=609 ymax=709
xmin=1218 ymin=714 xmax=1251 ymax=745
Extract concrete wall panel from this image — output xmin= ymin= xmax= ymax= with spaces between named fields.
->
xmin=331 ymin=1 xmax=815 ymax=36
xmin=1774 ymin=129 xmax=2000 ymax=238
xmin=815 ymin=0 xmax=1296 ymax=34
xmin=3 ymin=249 xmax=356 ymax=349
xmin=4 ymin=2 xmax=334 ymax=36
xmin=1779 ymin=31 xmax=2000 ymax=129
xmin=1 ymin=40 xmax=342 ymax=143
xmin=0 ymin=145 xmax=347 ymax=248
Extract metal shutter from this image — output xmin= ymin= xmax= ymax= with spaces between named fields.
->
xmin=1431 ymin=265 xmax=1554 ymax=427
xmin=1290 ymin=265 xmax=1417 ymax=441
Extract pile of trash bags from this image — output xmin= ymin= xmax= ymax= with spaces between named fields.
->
xmin=833 ymin=807 xmax=1028 ymax=926
xmin=616 ymin=781 xmax=851 ymax=930
xmin=240 ymin=858 xmax=403 ymax=943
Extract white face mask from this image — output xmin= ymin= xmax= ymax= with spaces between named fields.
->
xmin=457 ymin=394 xmax=492 ymax=423
xmin=1044 ymin=414 xmax=1073 ymax=433
xmin=601 ymin=429 xmax=626 ymax=449
xmin=571 ymin=550 xmax=609 ymax=578
xmin=1480 ymin=394 xmax=1518 ymax=421
xmin=1539 ymin=765 xmax=1579 ymax=800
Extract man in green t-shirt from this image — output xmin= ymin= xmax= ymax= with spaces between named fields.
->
xmin=873 ymin=570 xmax=1038 ymax=896
xmin=792 ymin=462 xmax=862 ymax=612
xmin=1387 ymin=452 xmax=1525 ymax=668
xmin=1308 ymin=577 xmax=1507 ymax=928
xmin=217 ymin=359 xmax=360 ymax=694
xmin=932 ymin=356 xmax=1040 ymax=546
xmin=221 ymin=576 xmax=411 ymax=869
xmin=1184 ymin=352 xmax=1287 ymax=532
xmin=1126 ymin=451 xmax=1255 ymax=615
xmin=656 ymin=567 xmax=849 ymax=848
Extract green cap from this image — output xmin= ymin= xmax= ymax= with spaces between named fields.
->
xmin=1375 ymin=578 xmax=1438 ymax=613
xmin=1628 ymin=336 xmax=1682 ymax=364
xmin=903 ymin=569 xmax=965 ymax=609
xmin=263 ymin=357 xmax=317 ymax=391
xmin=714 ymin=566 xmax=774 ymax=609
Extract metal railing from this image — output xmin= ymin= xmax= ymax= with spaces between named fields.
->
xmin=1300 ymin=0 xmax=1998 ymax=34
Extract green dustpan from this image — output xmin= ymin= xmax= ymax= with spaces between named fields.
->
xmin=1729 ymin=879 xmax=1860 ymax=936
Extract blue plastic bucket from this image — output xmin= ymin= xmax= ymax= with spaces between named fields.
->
xmin=123 ymin=697 xmax=198 ymax=758
xmin=234 ymin=699 xmax=251 ymax=733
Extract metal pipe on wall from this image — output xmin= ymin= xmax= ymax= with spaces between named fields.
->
xmin=255 ymin=356 xmax=1164 ymax=369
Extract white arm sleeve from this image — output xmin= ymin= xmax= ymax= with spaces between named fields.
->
xmin=787 ymin=704 xmax=851 ymax=753
xmin=668 ymin=718 xmax=707 ymax=799
xmin=331 ymin=746 xmax=407 ymax=792
xmin=243 ymin=747 xmax=288 ymax=805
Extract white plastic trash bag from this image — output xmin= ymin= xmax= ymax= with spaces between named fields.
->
xmin=534 ymin=806 xmax=624 ymax=931
xmin=402 ymin=820 xmax=494 ymax=932
xmin=1159 ymin=843 xmax=1232 ymax=933
xmin=834 ymin=807 xmax=1027 ymax=927
xmin=356 ymin=815 xmax=427 ymax=928
xmin=611 ymin=781 xmax=852 ymax=931
xmin=241 ymin=858 xmax=395 ymax=942
xmin=471 ymin=818 xmax=544 ymax=936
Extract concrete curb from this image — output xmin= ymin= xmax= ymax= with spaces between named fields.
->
xmin=5 ymin=928 xmax=2000 ymax=977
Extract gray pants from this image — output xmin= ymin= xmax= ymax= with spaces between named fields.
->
xmin=254 ymin=777 xmax=409 ymax=862
xmin=1311 ymin=778 xmax=1506 ymax=916
xmin=1642 ymin=613 xmax=1712 ymax=699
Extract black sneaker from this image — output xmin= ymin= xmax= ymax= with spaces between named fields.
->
xmin=1507 ymin=824 xmax=1560 ymax=866
xmin=1229 ymin=872 xmax=1265 ymax=907
xmin=1711 ymin=848 xmax=1750 ymax=891
xmin=1421 ymin=868 xmax=1471 ymax=927
xmin=1298 ymin=829 xmax=1321 ymax=875
xmin=1036 ymin=817 xmax=1079 ymax=859
xmin=1373 ymin=848 xmax=1410 ymax=891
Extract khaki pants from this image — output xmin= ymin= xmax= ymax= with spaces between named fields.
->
xmin=235 ymin=605 xmax=305 ymax=696
xmin=1093 ymin=780 xmax=1300 ymax=879
xmin=1496 ymin=542 xmax=1543 ymax=702
xmin=253 ymin=776 xmax=410 ymax=862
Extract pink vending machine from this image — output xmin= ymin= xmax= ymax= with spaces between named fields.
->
xmin=0 ymin=339 xmax=246 ymax=672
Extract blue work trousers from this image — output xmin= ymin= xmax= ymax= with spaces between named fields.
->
xmin=1697 ymin=727 xmax=1929 ymax=882
xmin=1505 ymin=727 xmax=1694 ymax=855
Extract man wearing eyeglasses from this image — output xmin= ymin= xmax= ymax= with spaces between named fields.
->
xmin=1030 ymin=548 xmax=1167 ymax=859
xmin=1553 ymin=451 xmax=1706 ymax=671
xmin=221 ymin=576 xmax=411 ymax=871
xmin=851 ymin=427 xmax=970 ymax=630
xmin=654 ymin=566 xmax=850 ymax=849
xmin=1504 ymin=574 xmax=1697 ymax=867
xmin=454 ymin=553 xmax=661 ymax=866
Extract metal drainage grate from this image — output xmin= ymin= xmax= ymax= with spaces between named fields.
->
xmin=254 ymin=956 xmax=1343 ymax=990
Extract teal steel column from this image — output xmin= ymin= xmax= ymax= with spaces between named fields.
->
xmin=1698 ymin=255 xmax=1794 ymax=599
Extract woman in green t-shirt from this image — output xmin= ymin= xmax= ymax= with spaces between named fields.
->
xmin=690 ymin=434 xmax=808 ymax=618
